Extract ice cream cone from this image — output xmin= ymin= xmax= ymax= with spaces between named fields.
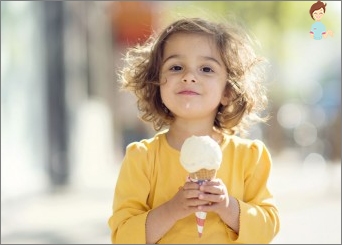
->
xmin=189 ymin=168 xmax=217 ymax=238
xmin=189 ymin=168 xmax=217 ymax=181
xmin=179 ymin=135 xmax=222 ymax=238
xmin=195 ymin=211 xmax=207 ymax=237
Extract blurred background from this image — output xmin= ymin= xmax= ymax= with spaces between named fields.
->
xmin=1 ymin=1 xmax=340 ymax=244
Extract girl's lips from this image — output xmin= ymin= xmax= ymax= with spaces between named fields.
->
xmin=178 ymin=90 xmax=199 ymax=95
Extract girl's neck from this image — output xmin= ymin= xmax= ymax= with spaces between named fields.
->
xmin=166 ymin=122 xmax=223 ymax=151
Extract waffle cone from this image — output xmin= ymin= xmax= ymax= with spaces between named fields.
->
xmin=189 ymin=168 xmax=217 ymax=181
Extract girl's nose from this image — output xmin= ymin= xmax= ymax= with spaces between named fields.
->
xmin=183 ymin=78 xmax=196 ymax=82
xmin=182 ymin=72 xmax=196 ymax=83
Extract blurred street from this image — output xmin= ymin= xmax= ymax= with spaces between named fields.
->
xmin=1 ymin=154 xmax=340 ymax=244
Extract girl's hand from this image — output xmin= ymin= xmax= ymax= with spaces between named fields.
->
xmin=166 ymin=181 xmax=210 ymax=221
xmin=196 ymin=178 xmax=230 ymax=215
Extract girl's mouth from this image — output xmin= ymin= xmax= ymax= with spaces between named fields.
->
xmin=178 ymin=90 xmax=199 ymax=95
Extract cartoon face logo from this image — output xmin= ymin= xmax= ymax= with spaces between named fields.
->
xmin=312 ymin=7 xmax=325 ymax=21
xmin=309 ymin=1 xmax=334 ymax=40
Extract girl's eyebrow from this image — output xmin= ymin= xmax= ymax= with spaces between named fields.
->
xmin=162 ymin=54 xmax=179 ymax=64
xmin=163 ymin=54 xmax=222 ymax=67
xmin=203 ymin=56 xmax=223 ymax=67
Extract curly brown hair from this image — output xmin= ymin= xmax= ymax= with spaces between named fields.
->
xmin=118 ymin=17 xmax=269 ymax=136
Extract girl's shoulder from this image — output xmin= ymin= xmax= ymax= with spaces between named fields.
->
xmin=125 ymin=130 xmax=167 ymax=154
xmin=222 ymin=133 xmax=268 ymax=152
xmin=222 ymin=134 xmax=272 ymax=166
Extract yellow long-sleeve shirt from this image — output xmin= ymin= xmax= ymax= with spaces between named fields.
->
xmin=108 ymin=131 xmax=280 ymax=244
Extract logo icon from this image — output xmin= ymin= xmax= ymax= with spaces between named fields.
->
xmin=309 ymin=1 xmax=334 ymax=40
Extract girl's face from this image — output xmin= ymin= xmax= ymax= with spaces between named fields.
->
xmin=160 ymin=33 xmax=228 ymax=123
xmin=313 ymin=8 xmax=325 ymax=21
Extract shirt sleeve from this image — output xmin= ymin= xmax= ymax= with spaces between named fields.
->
xmin=234 ymin=140 xmax=280 ymax=244
xmin=108 ymin=142 xmax=152 ymax=244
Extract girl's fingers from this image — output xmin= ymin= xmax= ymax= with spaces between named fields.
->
xmin=183 ymin=181 xmax=200 ymax=190
xmin=179 ymin=183 xmax=203 ymax=199
xmin=200 ymin=184 xmax=225 ymax=195
xmin=198 ymin=192 xmax=225 ymax=203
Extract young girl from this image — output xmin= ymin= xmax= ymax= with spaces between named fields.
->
xmin=108 ymin=17 xmax=280 ymax=243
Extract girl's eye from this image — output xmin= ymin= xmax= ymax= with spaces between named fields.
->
xmin=170 ymin=65 xmax=182 ymax=71
xmin=201 ymin=67 xmax=214 ymax=73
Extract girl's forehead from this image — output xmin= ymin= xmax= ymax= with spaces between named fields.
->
xmin=163 ymin=33 xmax=219 ymax=54
xmin=164 ymin=32 xmax=217 ymax=47
xmin=314 ymin=7 xmax=324 ymax=13
xmin=162 ymin=33 xmax=223 ymax=64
